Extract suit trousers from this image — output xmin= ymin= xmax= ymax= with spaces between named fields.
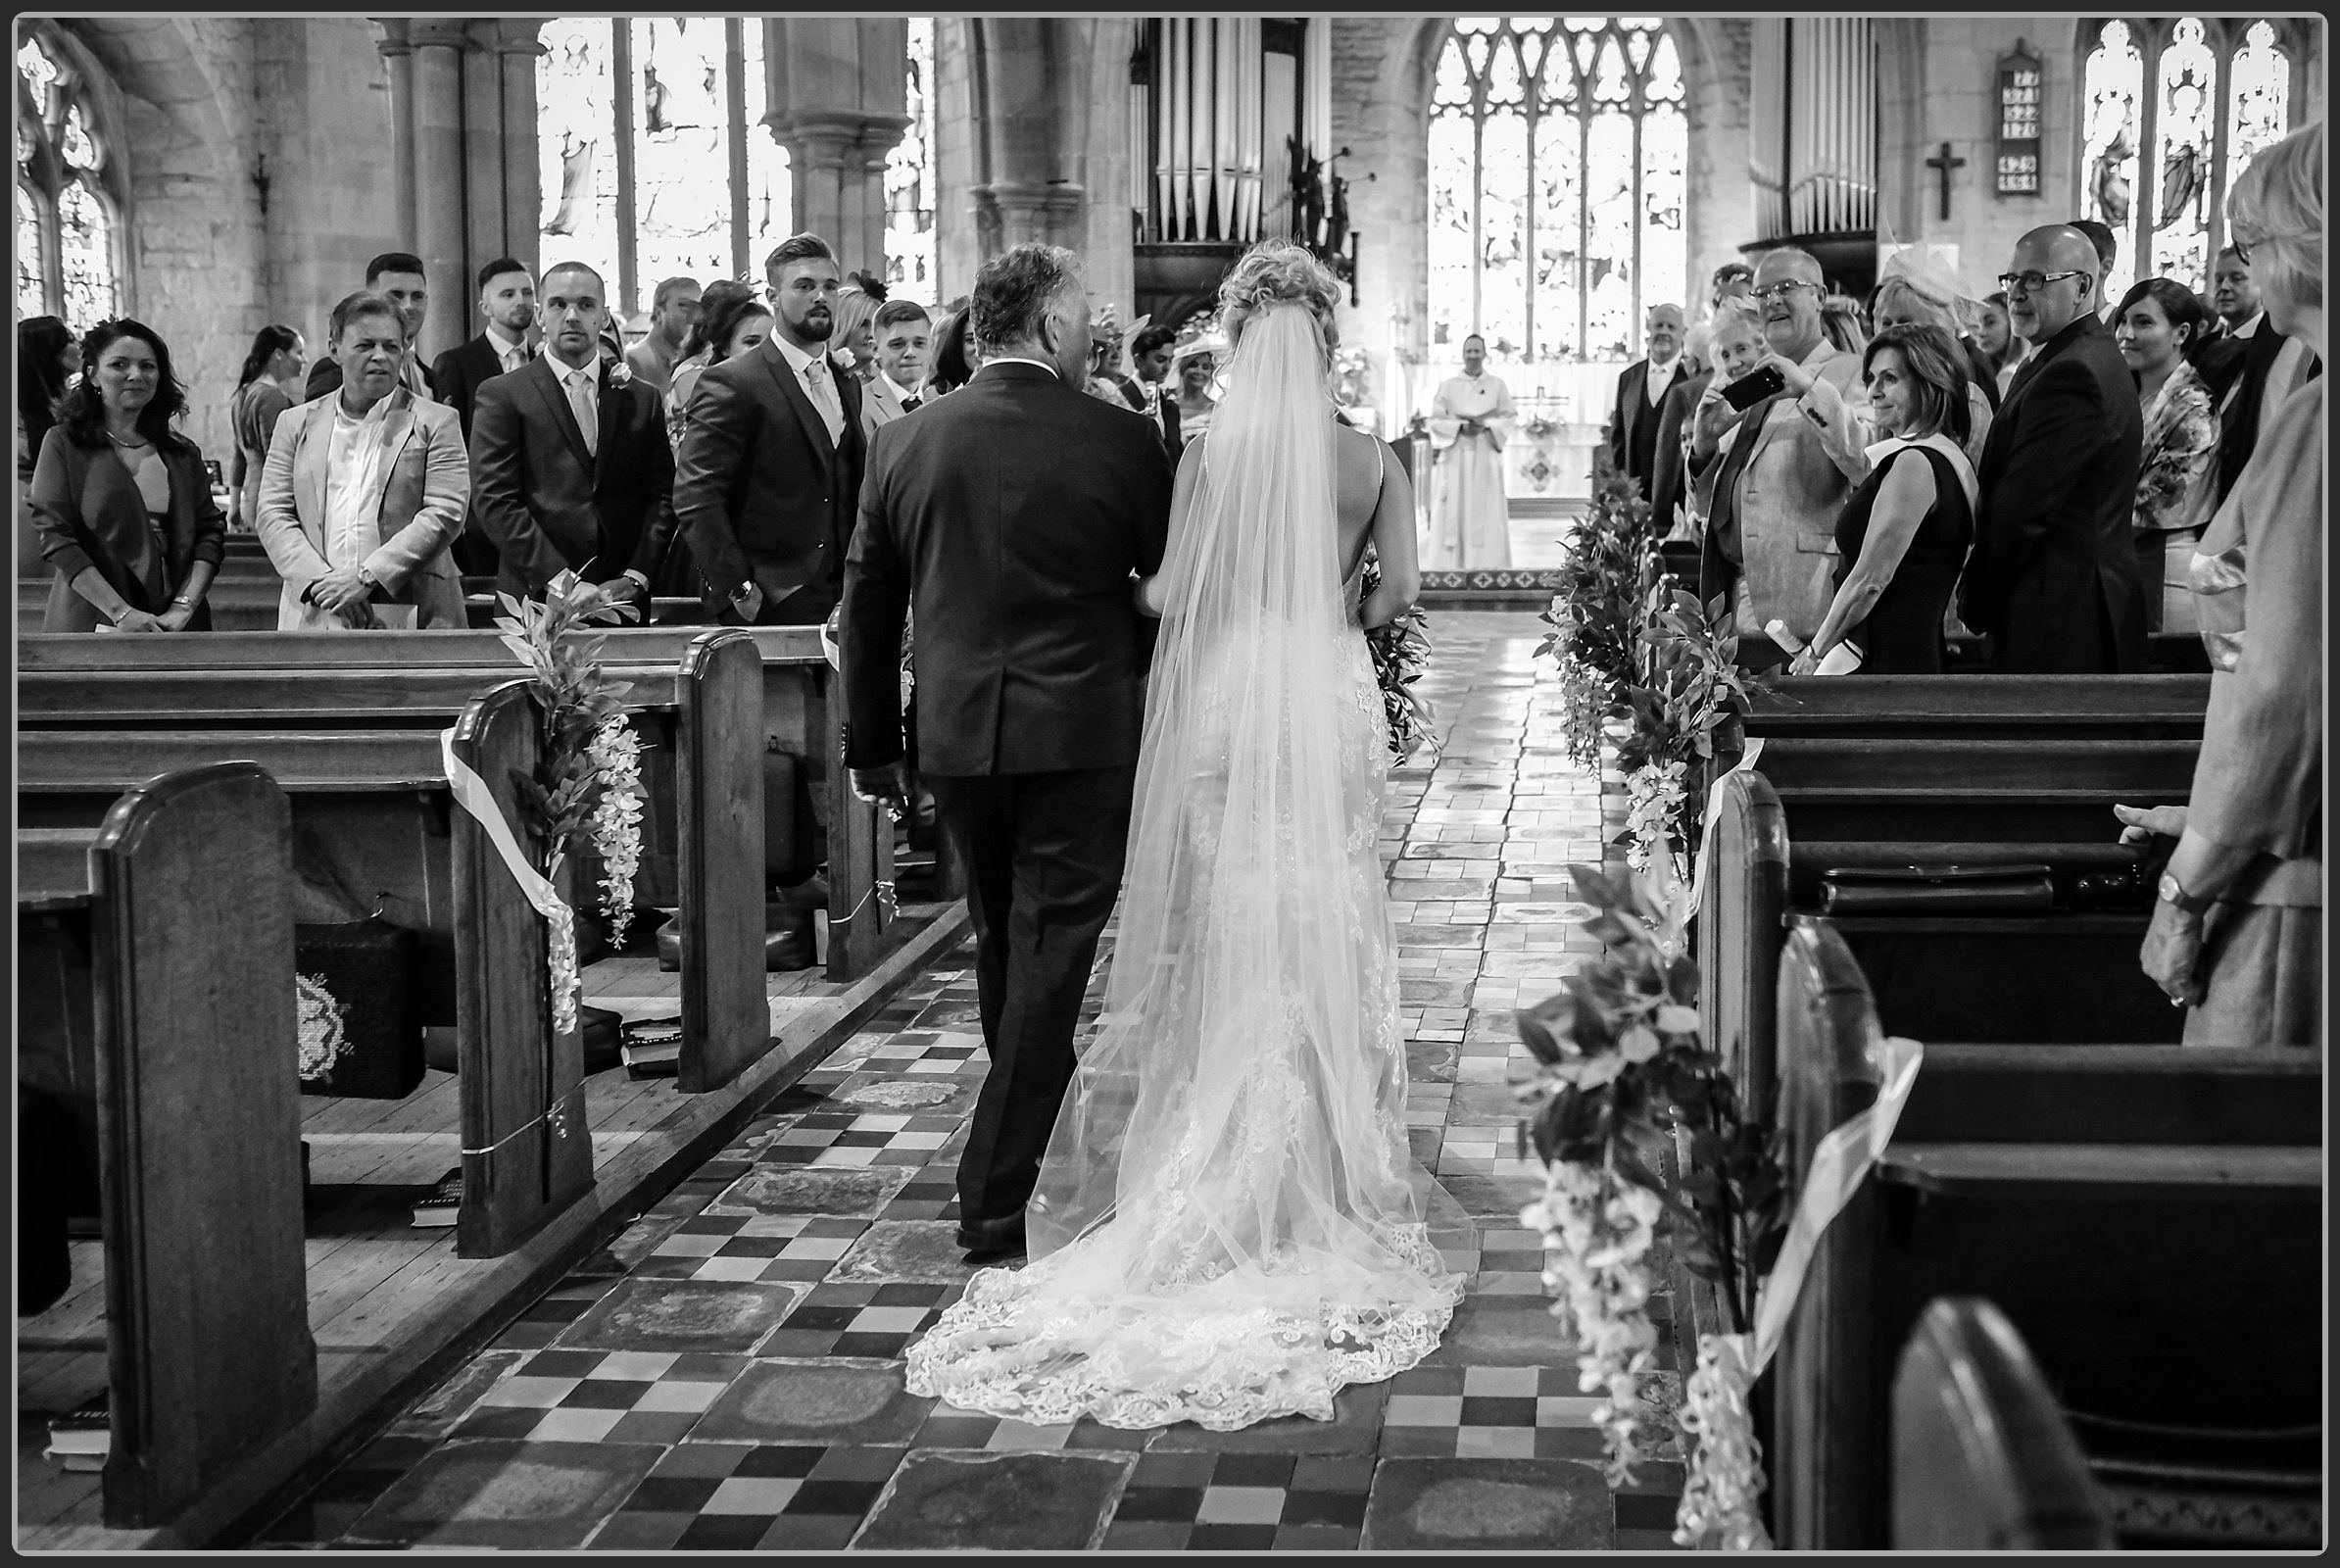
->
xmin=924 ymin=765 xmax=1136 ymax=1246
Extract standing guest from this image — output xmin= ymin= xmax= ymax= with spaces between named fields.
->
xmin=1684 ymin=295 xmax=1770 ymax=537
xmin=1602 ymin=304 xmax=1685 ymax=503
xmin=662 ymin=282 xmax=768 ymax=448
xmin=1129 ymin=321 xmax=1184 ymax=459
xmin=924 ymin=305 xmax=979 ymax=399
xmin=1962 ymin=223 xmax=2147 ymax=673
xmin=863 ymin=299 xmax=933 ymax=435
xmin=1171 ymin=337 xmax=1224 ymax=441
xmin=2202 ymin=241 xmax=2321 ymax=506
xmin=1695 ymin=247 xmax=1865 ymax=662
xmin=1814 ymin=250 xmax=1994 ymax=469
xmin=1683 ymin=261 xmax=1757 ymax=370
xmin=1423 ymin=332 xmax=1514 ymax=568
xmin=650 ymin=282 xmax=768 ymax=614
xmin=1793 ymin=323 xmax=1977 ymax=674
xmin=1647 ymin=352 xmax=1711 ymax=540
xmin=1975 ymin=290 xmax=2030 ymax=399
xmin=430 ymin=258 xmax=536 ymax=439
xmin=831 ymin=271 xmax=886 ymax=382
xmin=625 ymin=275 xmax=702 ymax=395
xmin=469 ymin=261 xmax=673 ymax=604
xmin=839 ymin=241 xmax=1172 ymax=1262
xmin=1083 ymin=306 xmax=1145 ymax=410
xmin=671 ymin=231 xmax=865 ymax=628
xmin=1819 ymin=291 xmax=1869 ymax=357
xmin=308 ymin=251 xmax=435 ymax=402
xmin=255 ymin=290 xmax=467 ymax=630
xmin=2117 ymin=119 xmax=2323 ymax=1046
xmin=2072 ymin=218 xmax=2122 ymax=322
xmin=18 ymin=316 xmax=81 ymax=573
xmin=28 ymin=318 xmax=224 ymax=633
xmin=227 ymin=325 xmax=307 ymax=530
xmin=2114 ymin=277 xmax=2220 ymax=635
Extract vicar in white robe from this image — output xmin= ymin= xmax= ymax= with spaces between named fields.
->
xmin=1423 ymin=333 xmax=1514 ymax=568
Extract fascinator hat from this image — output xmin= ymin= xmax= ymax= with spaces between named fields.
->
xmin=1876 ymin=240 xmax=1983 ymax=335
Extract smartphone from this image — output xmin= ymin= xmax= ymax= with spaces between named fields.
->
xmin=1720 ymin=363 xmax=1788 ymax=412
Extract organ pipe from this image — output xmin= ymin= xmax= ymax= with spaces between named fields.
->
xmin=1148 ymin=18 xmax=1268 ymax=244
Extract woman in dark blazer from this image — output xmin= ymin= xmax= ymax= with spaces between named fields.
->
xmin=29 ymin=318 xmax=226 ymax=632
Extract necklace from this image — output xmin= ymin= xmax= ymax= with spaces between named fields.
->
xmin=105 ymin=427 xmax=150 ymax=450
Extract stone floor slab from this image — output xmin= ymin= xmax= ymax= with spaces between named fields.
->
xmin=1420 ymin=1292 xmax=1576 ymax=1369
xmin=687 ymin=1357 xmax=931 ymax=1446
xmin=1150 ymin=1383 xmax=1390 ymax=1456
xmin=1359 ymin=1456 xmax=1613 ymax=1550
xmin=555 ymin=1279 xmax=804 ymax=1354
xmin=341 ymin=1440 xmax=666 ymax=1548
xmin=825 ymin=1219 xmax=985 ymax=1284
xmin=851 ymin=1448 xmax=1136 ymax=1550
xmin=707 ymin=1164 xmax=913 ymax=1218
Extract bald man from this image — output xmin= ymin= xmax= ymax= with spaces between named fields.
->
xmin=1694 ymin=247 xmax=1867 ymax=662
xmin=1604 ymin=304 xmax=1686 ymax=503
xmin=1960 ymin=223 xmax=2146 ymax=673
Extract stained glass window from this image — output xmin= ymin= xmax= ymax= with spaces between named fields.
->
xmin=538 ymin=16 xmax=799 ymax=320
xmin=2081 ymin=19 xmax=2297 ymax=297
xmin=14 ymin=24 xmax=122 ymax=324
xmin=1427 ymin=17 xmax=1685 ymax=365
xmin=883 ymin=17 xmax=936 ymax=295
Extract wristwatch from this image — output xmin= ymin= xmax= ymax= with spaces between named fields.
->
xmin=2157 ymin=872 xmax=2216 ymax=915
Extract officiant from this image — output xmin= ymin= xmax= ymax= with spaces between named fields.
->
xmin=1422 ymin=332 xmax=1513 ymax=569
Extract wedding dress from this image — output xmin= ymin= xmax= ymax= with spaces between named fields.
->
xmin=902 ymin=303 xmax=1461 ymax=1430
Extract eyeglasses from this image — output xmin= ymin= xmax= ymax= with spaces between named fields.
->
xmin=2229 ymin=240 xmax=2253 ymax=264
xmin=1996 ymin=270 xmax=2086 ymax=296
xmin=1750 ymin=280 xmax=1820 ymax=303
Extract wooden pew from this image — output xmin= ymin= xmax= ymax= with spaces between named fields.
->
xmin=1745 ymin=672 xmax=2210 ymax=745
xmin=18 ymin=636 xmax=770 ymax=1089
xmin=21 ymin=623 xmax=904 ymax=982
xmin=1891 ymin=1297 xmax=2115 ymax=1549
xmin=16 ymin=762 xmax=318 ymax=1529
xmin=1769 ymin=917 xmax=2320 ymax=1550
xmin=21 ymin=682 xmax=592 ymax=1258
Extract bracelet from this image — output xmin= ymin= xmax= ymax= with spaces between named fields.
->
xmin=107 ymin=605 xmax=130 ymax=624
xmin=171 ymin=595 xmax=195 ymax=608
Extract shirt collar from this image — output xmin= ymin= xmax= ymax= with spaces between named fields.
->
xmin=981 ymin=355 xmax=1062 ymax=378
xmin=332 ymin=391 xmax=393 ymax=427
xmin=539 ymin=343 xmax=600 ymax=383
xmin=486 ymin=323 xmax=527 ymax=358
xmin=770 ymin=334 xmax=825 ymax=378
xmin=879 ymin=371 xmax=919 ymax=404
xmin=2234 ymin=312 xmax=2265 ymax=339
xmin=1861 ymin=429 xmax=1980 ymax=511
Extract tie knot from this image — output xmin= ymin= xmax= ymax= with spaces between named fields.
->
xmin=804 ymin=359 xmax=825 ymax=380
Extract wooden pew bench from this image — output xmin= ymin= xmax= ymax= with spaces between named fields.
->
xmin=1768 ymin=918 xmax=2321 ymax=1550
xmin=1745 ymin=672 xmax=2210 ymax=746
xmin=20 ymin=623 xmax=907 ymax=980
xmin=15 ymin=763 xmax=317 ymax=1529
xmin=19 ymin=638 xmax=770 ymax=1089
xmin=21 ymin=682 xmax=590 ymax=1259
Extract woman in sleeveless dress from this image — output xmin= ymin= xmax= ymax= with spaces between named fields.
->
xmin=1793 ymin=323 xmax=1977 ymax=675
xmin=903 ymin=241 xmax=1461 ymax=1430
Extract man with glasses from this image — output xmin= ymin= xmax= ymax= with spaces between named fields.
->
xmin=1695 ymin=247 xmax=1865 ymax=667
xmin=1960 ymin=224 xmax=2146 ymax=673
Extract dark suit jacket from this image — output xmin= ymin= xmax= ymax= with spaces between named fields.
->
xmin=1603 ymin=359 xmax=1679 ymax=496
xmin=468 ymin=355 xmax=673 ymax=599
xmin=1157 ymin=388 xmax=1184 ymax=465
xmin=2213 ymin=323 xmax=2322 ymax=505
xmin=670 ymin=337 xmax=865 ymax=623
xmin=1648 ymin=369 xmax=1708 ymax=535
xmin=1964 ymin=312 xmax=2147 ymax=673
xmin=430 ymin=334 xmax=517 ymax=441
xmin=1960 ymin=336 xmax=2003 ymax=413
xmin=840 ymin=362 xmax=1174 ymax=775
xmin=28 ymin=427 xmax=227 ymax=631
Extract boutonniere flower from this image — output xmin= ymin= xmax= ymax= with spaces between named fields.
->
xmin=604 ymin=354 xmax=633 ymax=389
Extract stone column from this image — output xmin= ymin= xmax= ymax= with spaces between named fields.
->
xmin=766 ymin=19 xmax=911 ymax=274
xmin=496 ymin=24 xmax=545 ymax=279
xmin=407 ymin=18 xmax=469 ymax=364
xmin=374 ymin=21 xmax=418 ymax=242
xmin=462 ymin=26 xmax=505 ymax=282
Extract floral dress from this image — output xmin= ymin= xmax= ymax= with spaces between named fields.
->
xmin=2132 ymin=359 xmax=2218 ymax=635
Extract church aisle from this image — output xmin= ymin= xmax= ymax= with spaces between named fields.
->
xmin=247 ymin=612 xmax=1688 ymax=1552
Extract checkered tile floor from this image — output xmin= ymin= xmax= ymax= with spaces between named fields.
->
xmin=248 ymin=613 xmax=1688 ymax=1552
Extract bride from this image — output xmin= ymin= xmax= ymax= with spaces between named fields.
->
xmin=903 ymin=241 xmax=1461 ymax=1430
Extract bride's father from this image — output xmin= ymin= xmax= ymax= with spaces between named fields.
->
xmin=840 ymin=245 xmax=1173 ymax=1261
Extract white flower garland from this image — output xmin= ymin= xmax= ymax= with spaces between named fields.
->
xmin=1520 ymin=1154 xmax=1663 ymax=1486
xmin=586 ymin=714 xmax=647 ymax=949
xmin=544 ymin=888 xmax=580 ymax=1038
xmin=1674 ymin=1331 xmax=1775 ymax=1550
xmin=1624 ymin=759 xmax=1689 ymax=887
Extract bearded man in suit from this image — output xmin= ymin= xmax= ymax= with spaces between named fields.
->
xmin=839 ymin=243 xmax=1172 ymax=1261
xmin=672 ymin=233 xmax=865 ymax=626
xmin=467 ymin=261 xmax=673 ymax=604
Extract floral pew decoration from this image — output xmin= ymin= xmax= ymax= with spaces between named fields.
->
xmin=1512 ymin=866 xmax=1922 ymax=1550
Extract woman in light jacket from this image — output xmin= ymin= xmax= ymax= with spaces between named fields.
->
xmin=254 ymin=290 xmax=467 ymax=629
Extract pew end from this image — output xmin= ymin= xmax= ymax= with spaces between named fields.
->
xmin=1891 ymin=1297 xmax=2115 ymax=1549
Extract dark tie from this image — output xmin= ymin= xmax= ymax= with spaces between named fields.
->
xmin=902 ymin=395 xmax=922 ymax=413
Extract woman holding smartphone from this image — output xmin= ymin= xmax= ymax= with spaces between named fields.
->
xmin=1790 ymin=324 xmax=1976 ymax=674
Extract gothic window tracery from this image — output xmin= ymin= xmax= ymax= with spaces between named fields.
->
xmin=1428 ymin=17 xmax=1684 ymax=365
xmin=2079 ymin=18 xmax=2296 ymax=299
xmin=14 ymin=24 xmax=123 ymax=324
xmin=883 ymin=18 xmax=936 ymax=294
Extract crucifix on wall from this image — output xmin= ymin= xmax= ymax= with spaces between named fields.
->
xmin=1925 ymin=141 xmax=1968 ymax=222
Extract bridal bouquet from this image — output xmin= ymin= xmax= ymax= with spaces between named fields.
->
xmin=1361 ymin=550 xmax=1439 ymax=765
